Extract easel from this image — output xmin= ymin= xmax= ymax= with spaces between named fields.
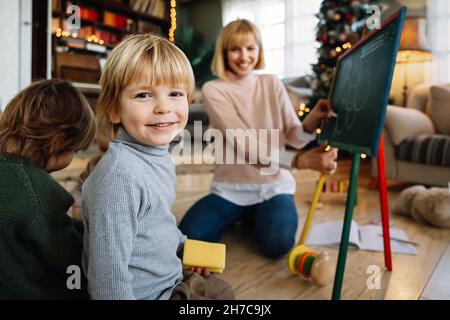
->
xmin=297 ymin=133 xmax=392 ymax=300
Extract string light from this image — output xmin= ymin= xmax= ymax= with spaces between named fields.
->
xmin=299 ymin=103 xmax=306 ymax=111
xmin=87 ymin=35 xmax=102 ymax=44
xmin=298 ymin=111 xmax=304 ymax=116
xmin=169 ymin=0 xmax=176 ymax=42
xmin=342 ymin=42 xmax=352 ymax=49
xmin=361 ymin=154 xmax=367 ymax=159
xmin=336 ymin=46 xmax=342 ymax=53
xmin=316 ymin=128 xmax=322 ymax=135
xmin=55 ymin=27 xmax=105 ymax=47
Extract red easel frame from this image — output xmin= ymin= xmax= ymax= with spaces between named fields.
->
xmin=377 ymin=133 xmax=392 ymax=271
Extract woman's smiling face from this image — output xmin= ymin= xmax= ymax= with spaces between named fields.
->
xmin=226 ymin=35 xmax=260 ymax=78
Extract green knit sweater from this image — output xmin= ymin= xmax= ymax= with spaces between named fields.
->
xmin=0 ymin=153 xmax=88 ymax=299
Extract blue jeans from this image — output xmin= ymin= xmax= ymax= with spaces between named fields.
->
xmin=178 ymin=193 xmax=298 ymax=259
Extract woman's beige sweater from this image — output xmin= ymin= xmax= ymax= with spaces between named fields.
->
xmin=202 ymin=72 xmax=315 ymax=184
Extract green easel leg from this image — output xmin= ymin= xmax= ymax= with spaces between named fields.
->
xmin=332 ymin=153 xmax=360 ymax=300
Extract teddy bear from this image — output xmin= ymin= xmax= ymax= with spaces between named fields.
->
xmin=393 ymin=185 xmax=450 ymax=228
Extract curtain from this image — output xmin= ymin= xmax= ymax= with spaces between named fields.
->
xmin=221 ymin=0 xmax=321 ymax=79
xmin=427 ymin=0 xmax=449 ymax=83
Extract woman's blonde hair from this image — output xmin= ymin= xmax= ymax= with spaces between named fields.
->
xmin=211 ymin=19 xmax=265 ymax=80
xmin=97 ymin=33 xmax=195 ymax=136
xmin=0 ymin=79 xmax=96 ymax=169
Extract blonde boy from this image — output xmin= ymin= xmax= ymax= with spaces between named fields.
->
xmin=81 ymin=34 xmax=234 ymax=300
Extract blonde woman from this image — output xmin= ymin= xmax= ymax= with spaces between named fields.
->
xmin=179 ymin=19 xmax=338 ymax=259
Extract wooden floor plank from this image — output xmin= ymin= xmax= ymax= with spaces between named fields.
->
xmin=420 ymin=241 xmax=450 ymax=300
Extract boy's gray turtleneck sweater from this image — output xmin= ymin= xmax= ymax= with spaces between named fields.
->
xmin=81 ymin=127 xmax=186 ymax=300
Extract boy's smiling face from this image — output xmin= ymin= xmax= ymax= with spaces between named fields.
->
xmin=111 ymin=83 xmax=189 ymax=146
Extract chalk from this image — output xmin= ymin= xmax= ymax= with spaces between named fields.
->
xmin=329 ymin=110 xmax=338 ymax=118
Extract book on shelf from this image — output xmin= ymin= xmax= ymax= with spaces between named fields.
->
xmin=131 ymin=0 xmax=166 ymax=19
xmin=126 ymin=19 xmax=137 ymax=33
xmin=305 ymin=220 xmax=418 ymax=255
xmin=147 ymin=0 xmax=158 ymax=16
xmin=86 ymin=42 xmax=107 ymax=53
xmin=130 ymin=0 xmax=139 ymax=11
xmin=52 ymin=17 xmax=61 ymax=33
xmin=79 ymin=6 xmax=99 ymax=22
xmin=78 ymin=26 xmax=95 ymax=39
xmin=52 ymin=0 xmax=61 ymax=11
xmin=132 ymin=0 xmax=148 ymax=13
xmin=94 ymin=30 xmax=120 ymax=45
xmin=153 ymin=0 xmax=166 ymax=20
xmin=141 ymin=0 xmax=152 ymax=14
xmin=64 ymin=37 xmax=86 ymax=50
xmin=56 ymin=38 xmax=108 ymax=54
xmin=104 ymin=11 xmax=128 ymax=29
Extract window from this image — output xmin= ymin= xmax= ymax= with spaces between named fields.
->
xmin=221 ymin=0 xmax=321 ymax=79
xmin=428 ymin=0 xmax=450 ymax=82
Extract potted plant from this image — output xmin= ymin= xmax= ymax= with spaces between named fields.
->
xmin=175 ymin=25 xmax=216 ymax=90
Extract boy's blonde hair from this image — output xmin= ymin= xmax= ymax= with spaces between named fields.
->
xmin=211 ymin=19 xmax=265 ymax=80
xmin=97 ymin=33 xmax=195 ymax=136
xmin=0 ymin=79 xmax=96 ymax=169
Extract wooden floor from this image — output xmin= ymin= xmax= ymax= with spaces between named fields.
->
xmin=56 ymin=153 xmax=450 ymax=300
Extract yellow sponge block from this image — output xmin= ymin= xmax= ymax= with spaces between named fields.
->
xmin=182 ymin=239 xmax=226 ymax=273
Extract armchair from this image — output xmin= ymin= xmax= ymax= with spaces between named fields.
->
xmin=372 ymin=83 xmax=450 ymax=187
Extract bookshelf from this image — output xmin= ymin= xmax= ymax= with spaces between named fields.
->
xmin=52 ymin=1 xmax=169 ymax=47
xmin=47 ymin=0 xmax=170 ymax=110
xmin=50 ymin=0 xmax=169 ymax=84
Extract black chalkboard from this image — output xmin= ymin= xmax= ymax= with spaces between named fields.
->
xmin=318 ymin=7 xmax=406 ymax=157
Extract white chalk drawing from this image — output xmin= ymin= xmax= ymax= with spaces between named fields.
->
xmin=332 ymin=62 xmax=372 ymax=137
xmin=331 ymin=32 xmax=388 ymax=139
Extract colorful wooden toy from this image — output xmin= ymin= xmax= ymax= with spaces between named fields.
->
xmin=322 ymin=179 xmax=349 ymax=194
xmin=287 ymin=245 xmax=334 ymax=286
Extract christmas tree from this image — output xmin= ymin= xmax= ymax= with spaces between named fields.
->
xmin=307 ymin=0 xmax=382 ymax=110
